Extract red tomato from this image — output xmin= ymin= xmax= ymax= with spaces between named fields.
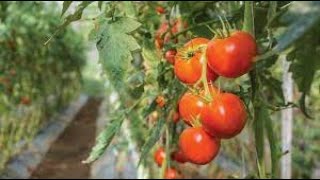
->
xmin=165 ymin=168 xmax=181 ymax=179
xmin=206 ymin=65 xmax=219 ymax=82
xmin=179 ymin=127 xmax=220 ymax=165
xmin=156 ymin=6 xmax=166 ymax=14
xmin=178 ymin=91 xmax=205 ymax=126
xmin=174 ymin=38 xmax=218 ymax=84
xmin=171 ymin=150 xmax=188 ymax=163
xmin=178 ymin=85 xmax=218 ymax=126
xmin=165 ymin=50 xmax=177 ymax=64
xmin=154 ymin=147 xmax=166 ymax=167
xmin=206 ymin=31 xmax=257 ymax=78
xmin=201 ymin=93 xmax=247 ymax=139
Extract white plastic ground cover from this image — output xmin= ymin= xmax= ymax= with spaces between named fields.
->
xmin=0 ymin=94 xmax=89 ymax=179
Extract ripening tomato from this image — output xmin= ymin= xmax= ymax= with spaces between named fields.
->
xmin=156 ymin=96 xmax=166 ymax=108
xmin=165 ymin=168 xmax=181 ymax=179
xmin=206 ymin=31 xmax=257 ymax=78
xmin=178 ymin=85 xmax=218 ymax=126
xmin=156 ymin=6 xmax=166 ymax=14
xmin=201 ymin=93 xmax=247 ymax=139
xmin=179 ymin=127 xmax=220 ymax=165
xmin=174 ymin=38 xmax=218 ymax=84
xmin=154 ymin=147 xmax=166 ymax=167
xmin=165 ymin=50 xmax=177 ymax=64
xmin=171 ymin=150 xmax=188 ymax=163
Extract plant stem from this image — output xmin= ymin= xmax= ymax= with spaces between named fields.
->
xmin=200 ymin=47 xmax=212 ymax=101
xmin=170 ymin=16 xmax=236 ymax=40
xmin=243 ymin=1 xmax=255 ymax=36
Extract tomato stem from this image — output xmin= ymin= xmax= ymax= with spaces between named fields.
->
xmin=199 ymin=46 xmax=212 ymax=102
xmin=218 ymin=15 xmax=228 ymax=37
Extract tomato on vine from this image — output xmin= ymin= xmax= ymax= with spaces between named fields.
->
xmin=154 ymin=147 xmax=166 ymax=167
xmin=201 ymin=92 xmax=247 ymax=139
xmin=178 ymin=91 xmax=205 ymax=126
xmin=206 ymin=31 xmax=257 ymax=78
xmin=171 ymin=150 xmax=188 ymax=163
xmin=179 ymin=85 xmax=218 ymax=126
xmin=174 ymin=38 xmax=218 ymax=84
xmin=165 ymin=167 xmax=181 ymax=179
xmin=179 ymin=127 xmax=220 ymax=165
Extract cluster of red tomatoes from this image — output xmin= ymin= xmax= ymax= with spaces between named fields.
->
xmin=153 ymin=6 xmax=257 ymax=179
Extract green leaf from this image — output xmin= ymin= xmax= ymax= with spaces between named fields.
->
xmin=83 ymin=116 xmax=124 ymax=164
xmin=138 ymin=114 xmax=166 ymax=166
xmin=288 ymin=28 xmax=320 ymax=118
xmin=273 ymin=1 xmax=320 ymax=53
xmin=259 ymin=73 xmax=285 ymax=104
xmin=45 ymin=1 xmax=93 ymax=45
xmin=267 ymin=1 xmax=277 ymax=23
xmin=94 ymin=17 xmax=141 ymax=90
xmin=61 ymin=1 xmax=93 ymax=27
xmin=123 ymin=1 xmax=137 ymax=18
xmin=243 ymin=1 xmax=255 ymax=36
xmin=299 ymin=92 xmax=312 ymax=119
xmin=61 ymin=1 xmax=73 ymax=17
xmin=142 ymin=99 xmax=157 ymax=118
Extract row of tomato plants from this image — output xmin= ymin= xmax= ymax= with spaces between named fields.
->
xmin=0 ymin=2 xmax=86 ymax=172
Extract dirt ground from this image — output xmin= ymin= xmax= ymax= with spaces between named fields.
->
xmin=31 ymin=98 xmax=102 ymax=179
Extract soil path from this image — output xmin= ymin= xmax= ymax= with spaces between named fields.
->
xmin=31 ymin=97 xmax=102 ymax=179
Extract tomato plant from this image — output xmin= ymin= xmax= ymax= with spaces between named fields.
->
xmin=1 ymin=1 xmax=319 ymax=179
xmin=61 ymin=1 xmax=318 ymax=178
